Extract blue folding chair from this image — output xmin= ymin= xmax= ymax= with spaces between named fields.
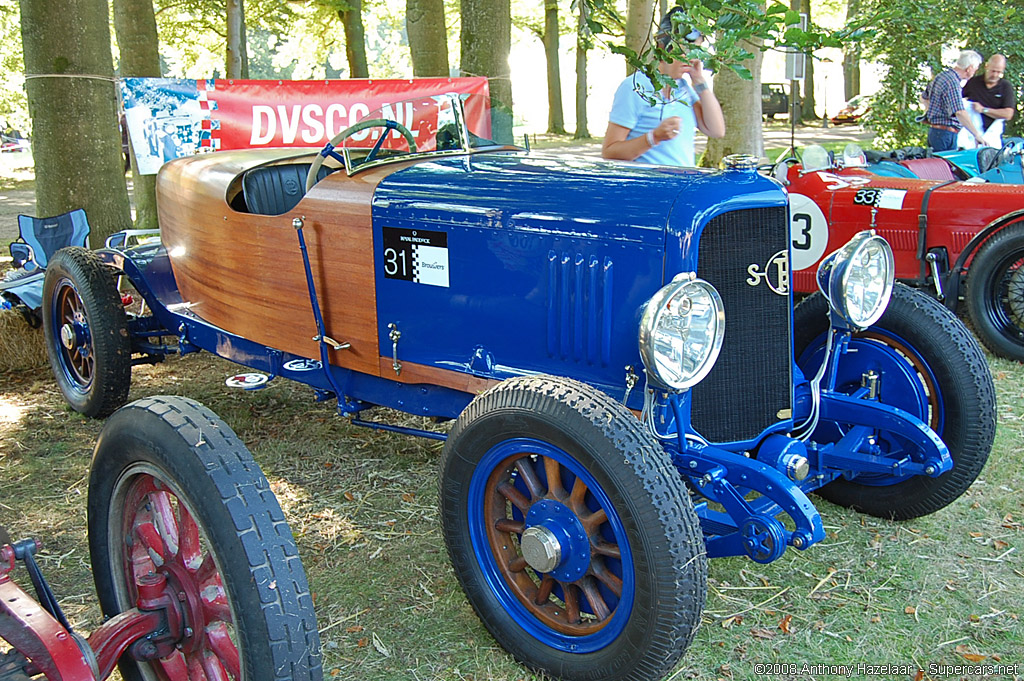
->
xmin=2 ymin=209 xmax=91 ymax=320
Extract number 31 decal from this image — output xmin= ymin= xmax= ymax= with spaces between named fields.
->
xmin=788 ymin=194 xmax=829 ymax=271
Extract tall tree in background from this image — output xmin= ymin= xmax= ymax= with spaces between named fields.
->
xmin=842 ymin=0 xmax=861 ymax=101
xmin=703 ymin=39 xmax=763 ymax=166
xmin=113 ymin=0 xmax=160 ymax=232
xmin=338 ymin=0 xmax=369 ymax=77
xmin=624 ymin=0 xmax=655 ymax=75
xmin=574 ymin=0 xmax=591 ymax=139
xmin=543 ymin=0 xmax=566 ymax=133
xmin=461 ymin=0 xmax=512 ymax=140
xmin=406 ymin=0 xmax=449 ymax=76
xmin=226 ymin=0 xmax=249 ymax=78
xmin=788 ymin=0 xmax=815 ymax=120
xmin=19 ymin=0 xmax=131 ymax=247
xmin=798 ymin=0 xmax=815 ymax=118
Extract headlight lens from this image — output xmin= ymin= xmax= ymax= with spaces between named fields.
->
xmin=639 ymin=275 xmax=725 ymax=390
xmin=816 ymin=231 xmax=894 ymax=328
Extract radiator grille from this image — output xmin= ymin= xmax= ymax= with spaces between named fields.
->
xmin=691 ymin=207 xmax=792 ymax=442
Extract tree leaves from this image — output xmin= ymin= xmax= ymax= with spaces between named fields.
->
xmin=581 ymin=0 xmax=871 ymax=81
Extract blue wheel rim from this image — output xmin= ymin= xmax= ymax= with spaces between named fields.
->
xmin=51 ymin=277 xmax=94 ymax=394
xmin=798 ymin=329 xmax=945 ymax=486
xmin=467 ymin=437 xmax=634 ymax=653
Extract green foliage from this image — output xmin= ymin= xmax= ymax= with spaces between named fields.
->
xmin=0 ymin=0 xmax=27 ymax=132
xmin=153 ymin=0 xmax=296 ymax=77
xmin=860 ymin=0 xmax=1024 ymax=147
xmin=585 ymin=0 xmax=868 ymax=102
xmin=962 ymin=1 xmax=1024 ymax=137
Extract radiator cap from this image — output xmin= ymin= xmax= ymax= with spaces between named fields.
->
xmin=721 ymin=153 xmax=760 ymax=171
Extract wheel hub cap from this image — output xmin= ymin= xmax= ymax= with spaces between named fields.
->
xmin=60 ymin=323 xmax=77 ymax=349
xmin=520 ymin=526 xmax=562 ymax=573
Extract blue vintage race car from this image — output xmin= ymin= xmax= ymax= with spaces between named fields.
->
xmin=41 ymin=94 xmax=996 ymax=681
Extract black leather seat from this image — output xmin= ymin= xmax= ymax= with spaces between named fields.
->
xmin=242 ymin=164 xmax=333 ymax=216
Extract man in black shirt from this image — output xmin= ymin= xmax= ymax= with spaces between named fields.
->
xmin=962 ymin=54 xmax=1016 ymax=144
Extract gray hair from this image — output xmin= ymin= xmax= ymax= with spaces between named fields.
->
xmin=957 ymin=50 xmax=983 ymax=69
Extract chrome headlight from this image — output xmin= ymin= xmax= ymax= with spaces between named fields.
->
xmin=639 ymin=274 xmax=725 ymax=391
xmin=816 ymin=231 xmax=894 ymax=329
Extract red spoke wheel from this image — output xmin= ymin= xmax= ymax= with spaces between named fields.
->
xmin=42 ymin=247 xmax=131 ymax=417
xmin=88 ymin=396 xmax=322 ymax=681
xmin=440 ymin=376 xmax=705 ymax=681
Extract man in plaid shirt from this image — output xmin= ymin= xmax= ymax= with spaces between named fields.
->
xmin=922 ymin=50 xmax=987 ymax=151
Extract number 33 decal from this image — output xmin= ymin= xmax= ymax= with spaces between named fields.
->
xmin=788 ymin=194 xmax=829 ymax=271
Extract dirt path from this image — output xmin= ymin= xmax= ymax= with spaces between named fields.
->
xmin=0 ymin=185 xmax=34 ymax=243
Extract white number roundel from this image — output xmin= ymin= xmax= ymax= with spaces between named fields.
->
xmin=788 ymin=193 xmax=829 ymax=271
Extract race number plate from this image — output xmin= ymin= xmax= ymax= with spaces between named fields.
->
xmin=382 ymin=227 xmax=450 ymax=287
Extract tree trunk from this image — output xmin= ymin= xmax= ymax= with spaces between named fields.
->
xmin=543 ymin=0 xmax=565 ymax=134
xmin=226 ymin=0 xmax=248 ymax=78
xmin=19 ymin=0 xmax=131 ymax=248
xmin=800 ymin=0 xmax=815 ymax=118
xmin=339 ymin=1 xmax=369 ymax=78
xmin=460 ymin=0 xmax=512 ymax=141
xmin=406 ymin=0 xmax=449 ymax=77
xmin=112 ymin=0 xmax=160 ymax=232
xmin=843 ymin=0 xmax=861 ymax=101
xmin=624 ymin=0 xmax=656 ymax=75
xmin=574 ymin=4 xmax=590 ymax=139
xmin=703 ymin=41 xmax=764 ymax=166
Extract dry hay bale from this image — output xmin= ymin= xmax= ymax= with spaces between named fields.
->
xmin=0 ymin=308 xmax=47 ymax=372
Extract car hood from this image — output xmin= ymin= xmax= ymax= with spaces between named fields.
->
xmin=371 ymin=151 xmax=785 ymax=247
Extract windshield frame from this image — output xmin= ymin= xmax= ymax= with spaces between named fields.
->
xmin=334 ymin=93 xmax=521 ymax=176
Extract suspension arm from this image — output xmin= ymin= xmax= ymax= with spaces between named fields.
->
xmin=817 ymin=392 xmax=951 ymax=477
xmin=672 ymin=443 xmax=826 ymax=560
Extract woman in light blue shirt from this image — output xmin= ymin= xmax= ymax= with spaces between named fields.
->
xmin=602 ymin=8 xmax=725 ymax=166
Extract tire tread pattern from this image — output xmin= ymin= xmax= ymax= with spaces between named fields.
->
xmin=42 ymin=247 xmax=131 ymax=418
xmin=89 ymin=396 xmax=322 ymax=681
xmin=440 ymin=375 xmax=706 ymax=681
xmin=964 ymin=221 xmax=1024 ymax=361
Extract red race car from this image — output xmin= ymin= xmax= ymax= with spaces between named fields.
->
xmin=778 ymin=144 xmax=1024 ymax=362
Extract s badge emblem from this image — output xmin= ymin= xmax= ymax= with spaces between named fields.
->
xmin=746 ymin=250 xmax=790 ymax=296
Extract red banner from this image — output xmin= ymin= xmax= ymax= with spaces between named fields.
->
xmin=120 ymin=77 xmax=490 ymax=174
xmin=206 ymin=77 xmax=490 ymax=149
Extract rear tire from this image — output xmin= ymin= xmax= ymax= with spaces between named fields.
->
xmin=88 ymin=396 xmax=322 ymax=681
xmin=440 ymin=376 xmax=705 ymax=681
xmin=793 ymin=284 xmax=996 ymax=520
xmin=964 ymin=221 xmax=1024 ymax=362
xmin=42 ymin=247 xmax=131 ymax=417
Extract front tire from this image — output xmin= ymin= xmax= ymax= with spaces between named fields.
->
xmin=439 ymin=376 xmax=705 ymax=681
xmin=794 ymin=284 xmax=996 ymax=520
xmin=42 ymin=247 xmax=131 ymax=417
xmin=965 ymin=221 xmax=1024 ymax=362
xmin=88 ymin=396 xmax=322 ymax=681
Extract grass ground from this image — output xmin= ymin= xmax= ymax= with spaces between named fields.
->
xmin=1 ymin=340 xmax=1021 ymax=681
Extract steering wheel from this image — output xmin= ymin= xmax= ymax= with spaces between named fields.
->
xmin=990 ymin=137 xmax=1024 ymax=173
xmin=306 ymin=118 xmax=417 ymax=191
